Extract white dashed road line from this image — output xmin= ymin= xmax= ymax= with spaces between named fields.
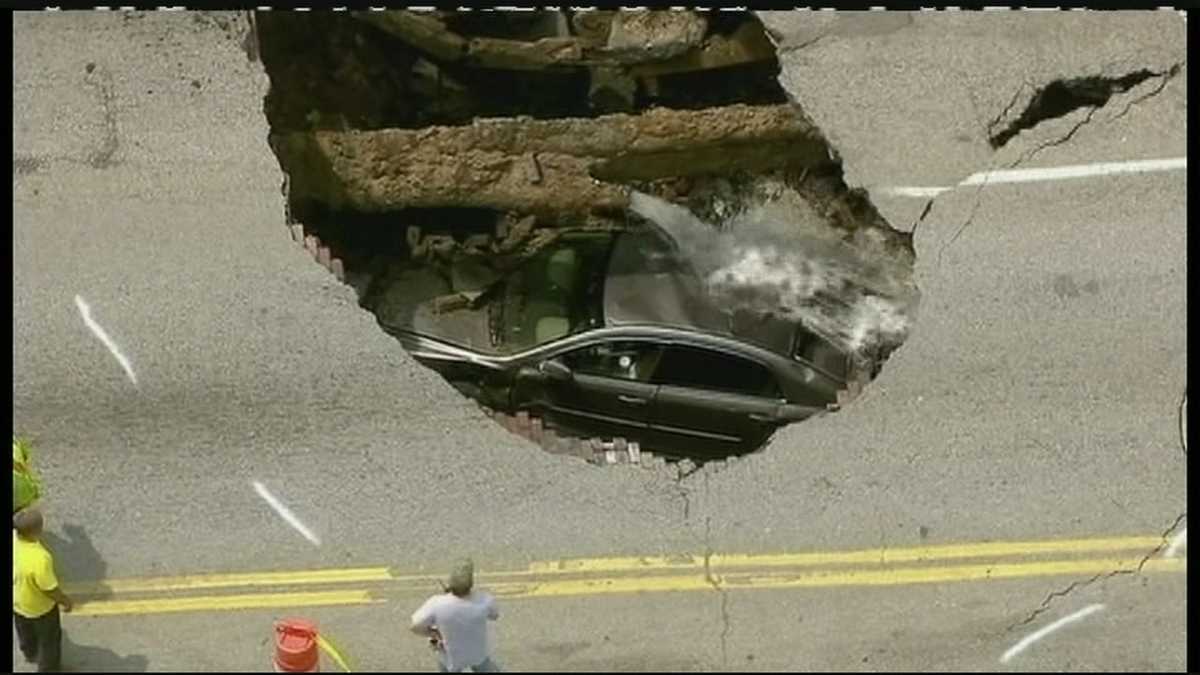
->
xmin=74 ymin=294 xmax=139 ymax=387
xmin=1001 ymin=603 xmax=1106 ymax=664
xmin=252 ymin=480 xmax=322 ymax=547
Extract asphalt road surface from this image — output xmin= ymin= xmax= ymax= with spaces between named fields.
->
xmin=11 ymin=10 xmax=1187 ymax=672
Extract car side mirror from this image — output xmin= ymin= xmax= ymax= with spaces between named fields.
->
xmin=539 ymin=359 xmax=573 ymax=382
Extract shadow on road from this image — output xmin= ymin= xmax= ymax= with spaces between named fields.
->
xmin=44 ymin=523 xmax=106 ymax=581
xmin=63 ymin=634 xmax=150 ymax=673
xmin=44 ymin=522 xmax=112 ymax=599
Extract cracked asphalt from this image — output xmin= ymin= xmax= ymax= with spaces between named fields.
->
xmin=12 ymin=10 xmax=1187 ymax=672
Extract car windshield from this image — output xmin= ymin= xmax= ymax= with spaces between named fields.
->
xmin=376 ymin=233 xmax=614 ymax=356
xmin=491 ymin=234 xmax=612 ymax=354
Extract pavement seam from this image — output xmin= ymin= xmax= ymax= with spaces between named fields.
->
xmin=699 ymin=472 xmax=730 ymax=670
xmin=1006 ymin=512 xmax=1188 ymax=631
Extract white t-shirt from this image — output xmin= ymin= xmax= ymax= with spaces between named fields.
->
xmin=411 ymin=591 xmax=500 ymax=671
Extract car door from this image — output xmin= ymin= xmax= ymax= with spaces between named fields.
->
xmin=647 ymin=344 xmax=786 ymax=457
xmin=527 ymin=340 xmax=664 ymax=440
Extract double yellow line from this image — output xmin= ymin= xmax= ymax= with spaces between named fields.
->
xmin=65 ymin=535 xmax=1184 ymax=617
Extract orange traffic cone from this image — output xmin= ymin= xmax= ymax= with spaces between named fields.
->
xmin=274 ymin=619 xmax=320 ymax=672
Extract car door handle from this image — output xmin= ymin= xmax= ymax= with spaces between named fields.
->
xmin=748 ymin=413 xmax=777 ymax=422
xmin=617 ymin=395 xmax=648 ymax=405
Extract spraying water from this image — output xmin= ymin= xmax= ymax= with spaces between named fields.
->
xmin=628 ymin=190 xmax=919 ymax=360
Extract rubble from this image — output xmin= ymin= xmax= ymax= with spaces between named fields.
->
xmin=353 ymin=9 xmax=762 ymax=76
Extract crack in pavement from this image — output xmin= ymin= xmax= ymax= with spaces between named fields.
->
xmin=1106 ymin=63 xmax=1182 ymax=125
xmin=702 ymin=506 xmax=730 ymax=669
xmin=673 ymin=460 xmax=700 ymax=523
xmin=1177 ymin=389 xmax=1187 ymax=457
xmin=1006 ymin=512 xmax=1188 ymax=631
xmin=934 ymin=63 xmax=1182 ymax=264
xmin=1009 ymin=64 xmax=1181 ymax=169
xmin=986 ymin=79 xmax=1034 ymax=140
xmin=1007 ymin=104 xmax=1099 ymax=169
xmin=935 ymin=166 xmax=996 ymax=267
xmin=907 ymin=197 xmax=935 ymax=241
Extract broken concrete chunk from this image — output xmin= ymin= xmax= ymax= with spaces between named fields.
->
xmin=462 ymin=233 xmax=492 ymax=252
xmin=503 ymin=214 xmax=537 ymax=250
xmin=465 ymin=35 xmax=583 ymax=70
xmin=627 ymin=19 xmax=777 ymax=78
xmin=424 ymin=234 xmax=457 ymax=260
xmin=607 ymin=10 xmax=708 ymax=62
xmin=450 ymin=259 xmax=501 ymax=294
xmin=571 ymin=10 xmax=616 ymax=46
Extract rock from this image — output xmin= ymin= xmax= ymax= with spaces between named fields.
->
xmin=571 ymin=10 xmax=616 ymax=45
xmin=499 ymin=214 xmax=537 ymax=252
xmin=463 ymin=233 xmax=493 ymax=252
xmin=450 ymin=259 xmax=500 ymax=293
xmin=606 ymin=10 xmax=708 ymax=62
xmin=424 ymin=234 xmax=457 ymax=260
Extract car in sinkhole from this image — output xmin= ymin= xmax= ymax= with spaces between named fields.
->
xmin=374 ymin=225 xmax=858 ymax=460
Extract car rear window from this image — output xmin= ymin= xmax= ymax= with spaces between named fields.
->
xmin=650 ymin=346 xmax=780 ymax=398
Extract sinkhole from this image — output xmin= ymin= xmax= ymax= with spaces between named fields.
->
xmin=256 ymin=9 xmax=920 ymax=467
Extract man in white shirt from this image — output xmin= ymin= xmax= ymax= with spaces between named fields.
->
xmin=411 ymin=558 xmax=502 ymax=672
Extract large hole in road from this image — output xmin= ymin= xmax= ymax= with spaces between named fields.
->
xmin=256 ymin=10 xmax=919 ymax=467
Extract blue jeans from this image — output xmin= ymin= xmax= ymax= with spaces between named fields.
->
xmin=438 ymin=656 xmax=501 ymax=673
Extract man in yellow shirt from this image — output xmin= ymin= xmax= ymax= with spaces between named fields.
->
xmin=13 ymin=508 xmax=72 ymax=672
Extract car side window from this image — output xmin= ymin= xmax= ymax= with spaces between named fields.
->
xmin=562 ymin=341 xmax=663 ymax=382
xmin=650 ymin=346 xmax=781 ymax=398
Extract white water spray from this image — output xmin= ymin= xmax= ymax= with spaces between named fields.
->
xmin=629 ymin=191 xmax=918 ymax=358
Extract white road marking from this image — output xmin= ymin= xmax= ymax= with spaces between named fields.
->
xmin=252 ymin=481 xmax=322 ymax=547
xmin=1164 ymin=528 xmax=1187 ymax=558
xmin=1000 ymin=603 xmax=1105 ymax=664
xmin=884 ymin=186 xmax=953 ymax=198
xmin=881 ymin=157 xmax=1187 ymax=198
xmin=74 ymin=294 xmax=138 ymax=387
